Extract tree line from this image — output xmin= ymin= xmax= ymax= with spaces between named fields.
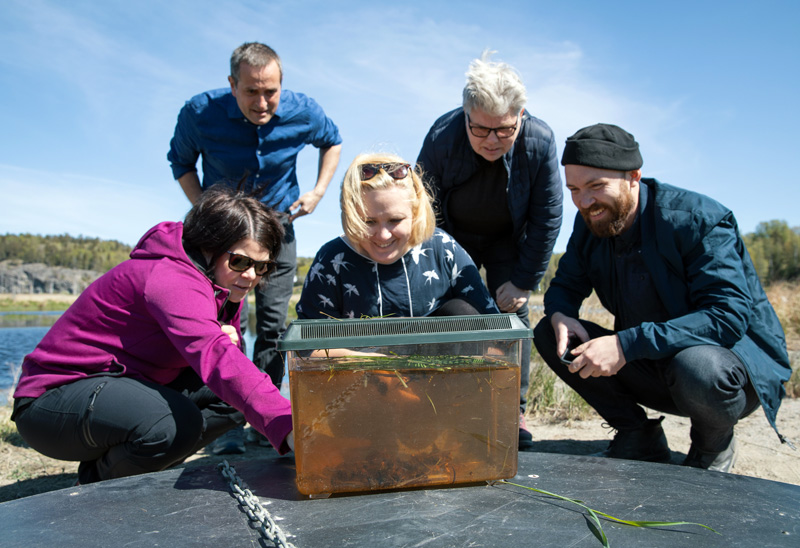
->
xmin=0 ymin=233 xmax=133 ymax=273
xmin=3 ymin=219 xmax=799 ymax=288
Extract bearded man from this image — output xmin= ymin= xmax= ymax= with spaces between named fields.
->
xmin=533 ymin=123 xmax=791 ymax=472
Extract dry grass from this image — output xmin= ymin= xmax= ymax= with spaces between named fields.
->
xmin=764 ymin=281 xmax=800 ymax=396
xmin=525 ymin=292 xmax=612 ymax=423
xmin=0 ymin=293 xmax=78 ymax=312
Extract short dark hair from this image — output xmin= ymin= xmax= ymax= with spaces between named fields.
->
xmin=183 ymin=185 xmax=283 ymax=279
xmin=230 ymin=42 xmax=282 ymax=84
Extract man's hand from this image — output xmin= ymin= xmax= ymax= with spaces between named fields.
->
xmin=570 ymin=335 xmax=626 ymax=378
xmin=289 ymin=189 xmax=324 ymax=221
xmin=551 ymin=312 xmax=626 ymax=378
xmin=221 ymin=325 xmax=240 ymax=346
xmin=289 ymin=144 xmax=342 ymax=222
xmin=495 ymin=281 xmax=529 ymax=313
xmin=551 ymin=312 xmax=588 ymax=358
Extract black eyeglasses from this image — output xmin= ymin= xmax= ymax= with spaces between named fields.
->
xmin=226 ymin=251 xmax=273 ymax=276
xmin=359 ymin=163 xmax=411 ymax=181
xmin=466 ymin=114 xmax=518 ymax=139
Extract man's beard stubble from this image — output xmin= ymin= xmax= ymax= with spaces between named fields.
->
xmin=581 ymin=185 xmax=635 ymax=238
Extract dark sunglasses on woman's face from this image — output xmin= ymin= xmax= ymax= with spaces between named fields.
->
xmin=226 ymin=251 xmax=273 ymax=276
xmin=359 ymin=163 xmax=411 ymax=181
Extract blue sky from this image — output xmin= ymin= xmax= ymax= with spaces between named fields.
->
xmin=1 ymin=0 xmax=798 ymax=258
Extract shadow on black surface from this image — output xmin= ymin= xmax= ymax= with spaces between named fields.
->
xmin=0 ymin=472 xmax=76 ymax=503
xmin=527 ymin=438 xmax=608 ymax=456
xmin=175 ymin=453 xmax=300 ymax=501
xmin=526 ymin=438 xmax=690 ymax=465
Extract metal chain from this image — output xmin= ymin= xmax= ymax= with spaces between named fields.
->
xmin=217 ymin=460 xmax=297 ymax=548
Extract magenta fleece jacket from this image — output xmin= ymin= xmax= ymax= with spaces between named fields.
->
xmin=14 ymin=221 xmax=293 ymax=453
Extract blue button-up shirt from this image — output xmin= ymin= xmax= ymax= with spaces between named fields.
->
xmin=168 ymin=88 xmax=342 ymax=212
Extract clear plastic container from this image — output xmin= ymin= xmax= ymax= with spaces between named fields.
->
xmin=279 ymin=315 xmax=530 ymax=496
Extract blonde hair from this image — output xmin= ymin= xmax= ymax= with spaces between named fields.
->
xmin=340 ymin=153 xmax=436 ymax=253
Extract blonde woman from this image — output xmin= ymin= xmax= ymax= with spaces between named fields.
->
xmin=297 ymin=153 xmax=499 ymax=322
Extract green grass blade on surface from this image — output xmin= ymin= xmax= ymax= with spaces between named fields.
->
xmin=495 ymin=480 xmax=719 ymax=547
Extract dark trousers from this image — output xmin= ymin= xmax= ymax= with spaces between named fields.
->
xmin=13 ymin=369 xmax=243 ymax=483
xmin=253 ymin=218 xmax=296 ymax=388
xmin=460 ymin=237 xmax=531 ymax=413
xmin=533 ymin=318 xmax=760 ymax=452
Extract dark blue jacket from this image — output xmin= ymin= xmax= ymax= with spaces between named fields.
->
xmin=546 ymin=178 xmax=791 ymax=438
xmin=416 ymin=108 xmax=563 ymax=291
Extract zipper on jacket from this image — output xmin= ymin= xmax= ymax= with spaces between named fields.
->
xmin=81 ymin=381 xmax=107 ymax=449
xmin=216 ymin=290 xmax=230 ymax=323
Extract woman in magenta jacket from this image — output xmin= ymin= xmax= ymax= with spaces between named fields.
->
xmin=12 ymin=186 xmax=293 ymax=484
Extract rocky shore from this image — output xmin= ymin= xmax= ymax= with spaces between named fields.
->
xmin=0 ymin=261 xmax=101 ymax=295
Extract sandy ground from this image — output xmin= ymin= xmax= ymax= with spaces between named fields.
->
xmin=527 ymin=397 xmax=800 ymax=486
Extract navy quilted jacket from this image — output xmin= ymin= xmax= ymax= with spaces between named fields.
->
xmin=417 ymin=107 xmax=563 ymax=291
xmin=546 ymin=179 xmax=792 ymax=439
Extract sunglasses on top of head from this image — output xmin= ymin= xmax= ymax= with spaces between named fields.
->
xmin=359 ymin=163 xmax=411 ymax=181
xmin=226 ymin=251 xmax=273 ymax=276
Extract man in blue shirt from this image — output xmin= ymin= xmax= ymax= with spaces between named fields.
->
xmin=535 ymin=123 xmax=791 ymax=472
xmin=168 ymin=42 xmax=342 ymax=453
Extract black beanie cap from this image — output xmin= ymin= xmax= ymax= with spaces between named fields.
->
xmin=561 ymin=123 xmax=643 ymax=171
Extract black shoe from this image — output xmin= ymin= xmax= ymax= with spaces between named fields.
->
xmin=519 ymin=412 xmax=535 ymax=452
xmin=595 ymin=416 xmax=671 ymax=463
xmin=683 ymin=435 xmax=737 ymax=473
xmin=211 ymin=425 xmax=246 ymax=455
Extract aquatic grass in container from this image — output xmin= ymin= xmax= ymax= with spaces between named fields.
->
xmin=278 ymin=314 xmax=531 ymax=496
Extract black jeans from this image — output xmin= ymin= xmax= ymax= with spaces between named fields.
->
xmin=13 ymin=369 xmax=243 ymax=483
xmin=533 ymin=318 xmax=760 ymax=452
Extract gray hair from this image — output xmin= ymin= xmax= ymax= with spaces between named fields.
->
xmin=230 ymin=42 xmax=282 ymax=84
xmin=462 ymin=50 xmax=527 ymax=117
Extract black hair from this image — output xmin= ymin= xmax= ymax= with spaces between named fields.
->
xmin=182 ymin=185 xmax=283 ymax=280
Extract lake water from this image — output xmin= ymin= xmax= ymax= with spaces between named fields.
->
xmin=0 ymin=310 xmax=281 ymax=404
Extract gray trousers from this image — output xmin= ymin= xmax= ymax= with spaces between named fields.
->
xmin=252 ymin=218 xmax=296 ymax=388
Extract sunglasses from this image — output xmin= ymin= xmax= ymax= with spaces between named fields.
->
xmin=359 ymin=163 xmax=411 ymax=181
xmin=226 ymin=251 xmax=273 ymax=276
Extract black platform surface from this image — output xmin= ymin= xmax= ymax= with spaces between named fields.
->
xmin=2 ymin=452 xmax=798 ymax=547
